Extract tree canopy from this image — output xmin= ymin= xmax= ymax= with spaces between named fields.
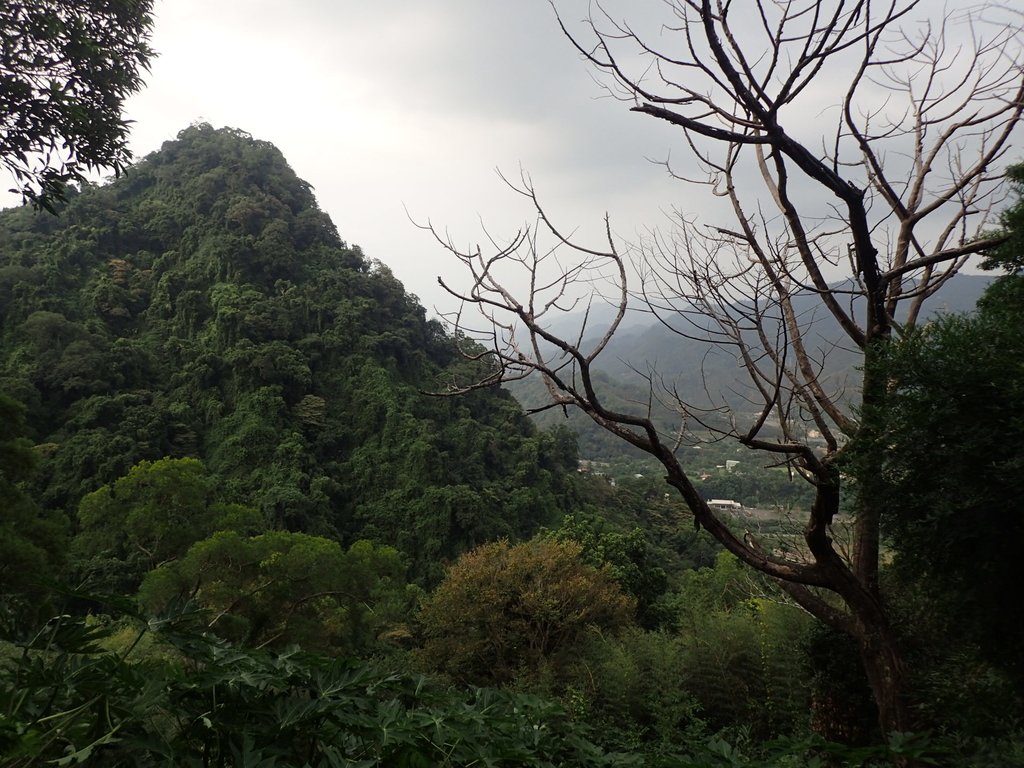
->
xmin=139 ymin=532 xmax=412 ymax=654
xmin=0 ymin=392 xmax=67 ymax=625
xmin=853 ymin=174 xmax=1024 ymax=683
xmin=0 ymin=124 xmax=576 ymax=586
xmin=0 ymin=1 xmax=154 ymax=210
xmin=419 ymin=538 xmax=635 ymax=686
xmin=73 ymin=457 xmax=263 ymax=593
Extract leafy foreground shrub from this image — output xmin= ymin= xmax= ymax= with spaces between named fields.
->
xmin=626 ymin=731 xmax=1024 ymax=768
xmin=0 ymin=613 xmax=636 ymax=767
xmin=3 ymin=612 xmax=1021 ymax=767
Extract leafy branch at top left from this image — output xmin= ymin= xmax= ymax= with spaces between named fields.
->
xmin=0 ymin=1 xmax=154 ymax=212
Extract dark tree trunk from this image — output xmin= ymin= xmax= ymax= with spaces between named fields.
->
xmin=857 ymin=619 xmax=913 ymax=735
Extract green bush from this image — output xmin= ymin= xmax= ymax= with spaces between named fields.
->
xmin=418 ymin=538 xmax=635 ymax=686
xmin=0 ymin=611 xmax=638 ymax=767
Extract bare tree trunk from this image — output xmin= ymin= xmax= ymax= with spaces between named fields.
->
xmin=797 ymin=519 xmax=913 ymax=736
xmin=851 ymin=346 xmax=913 ymax=735
xmin=857 ymin=620 xmax=912 ymax=735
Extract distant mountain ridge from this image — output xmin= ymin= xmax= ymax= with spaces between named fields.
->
xmin=511 ymin=273 xmax=994 ymax=461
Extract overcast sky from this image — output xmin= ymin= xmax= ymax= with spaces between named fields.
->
xmin=6 ymin=1 xmax=1021 ymax=318
xmin=115 ymin=0 xmax=689 ymax=314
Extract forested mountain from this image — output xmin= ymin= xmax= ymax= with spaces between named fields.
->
xmin=0 ymin=124 xmax=576 ymax=583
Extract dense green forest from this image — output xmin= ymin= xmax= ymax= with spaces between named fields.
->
xmin=2 ymin=126 xmax=1023 ymax=766
xmin=4 ymin=2 xmax=1024 ymax=766
xmin=0 ymin=124 xmax=584 ymax=587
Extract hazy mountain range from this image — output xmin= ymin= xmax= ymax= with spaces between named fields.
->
xmin=510 ymin=274 xmax=994 ymax=460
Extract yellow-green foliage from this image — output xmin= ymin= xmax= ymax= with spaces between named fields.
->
xmin=564 ymin=628 xmax=702 ymax=752
xmin=556 ymin=555 xmax=813 ymax=751
xmin=418 ymin=538 xmax=635 ymax=686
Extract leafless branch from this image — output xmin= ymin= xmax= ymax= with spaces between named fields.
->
xmin=435 ymin=0 xmax=1023 ymax=735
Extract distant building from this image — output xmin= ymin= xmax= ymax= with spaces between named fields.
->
xmin=708 ymin=498 xmax=743 ymax=511
xmin=725 ymin=460 xmax=740 ymax=472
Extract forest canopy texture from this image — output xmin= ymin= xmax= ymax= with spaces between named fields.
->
xmin=0 ymin=124 xmax=577 ymax=596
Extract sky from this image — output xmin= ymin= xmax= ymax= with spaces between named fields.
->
xmin=6 ymin=1 xmax=1022 ymax=319
xmin=118 ymin=0 xmax=686 ymax=315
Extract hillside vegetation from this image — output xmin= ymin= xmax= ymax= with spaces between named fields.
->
xmin=1 ymin=126 xmax=1022 ymax=767
xmin=0 ymin=124 xmax=576 ymax=588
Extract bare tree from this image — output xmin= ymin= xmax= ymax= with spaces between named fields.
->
xmin=428 ymin=0 xmax=1024 ymax=735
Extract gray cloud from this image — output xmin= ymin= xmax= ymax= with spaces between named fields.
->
xmin=6 ymin=0 xmax=1014 ymax=313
